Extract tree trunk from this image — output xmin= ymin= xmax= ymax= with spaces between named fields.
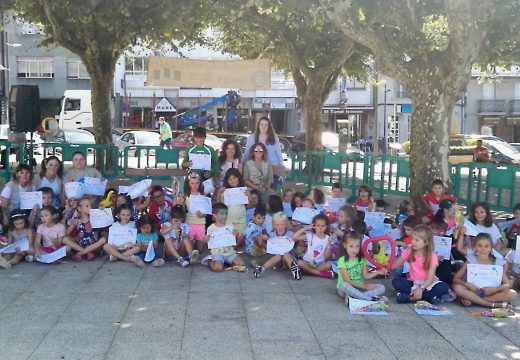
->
xmin=408 ymin=91 xmax=454 ymax=215
xmin=303 ymin=78 xmax=327 ymax=151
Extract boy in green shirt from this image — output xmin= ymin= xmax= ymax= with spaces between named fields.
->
xmin=181 ymin=127 xmax=218 ymax=180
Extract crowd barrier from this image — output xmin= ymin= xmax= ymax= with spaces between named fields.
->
xmin=5 ymin=143 xmax=520 ymax=212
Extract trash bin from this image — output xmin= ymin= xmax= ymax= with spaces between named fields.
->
xmin=339 ymin=129 xmax=349 ymax=153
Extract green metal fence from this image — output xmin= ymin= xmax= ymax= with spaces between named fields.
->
xmin=122 ymin=145 xmax=188 ymax=181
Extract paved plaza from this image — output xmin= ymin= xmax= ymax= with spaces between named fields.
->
xmin=1 ymin=258 xmax=520 ymax=360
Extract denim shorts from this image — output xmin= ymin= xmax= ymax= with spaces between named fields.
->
xmin=212 ymin=253 xmax=238 ymax=265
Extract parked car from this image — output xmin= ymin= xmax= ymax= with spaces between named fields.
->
xmin=290 ymin=131 xmax=364 ymax=157
xmin=233 ymin=134 xmax=290 ymax=161
xmin=483 ymin=140 xmax=520 ymax=165
xmin=80 ymin=127 xmax=123 ymax=142
xmin=173 ymin=132 xmax=224 ymax=157
xmin=464 ymin=134 xmax=506 ymax=144
xmin=115 ymin=131 xmax=161 ymax=154
xmin=509 ymin=143 xmax=520 ymax=153
xmin=46 ymin=128 xmax=96 ymax=144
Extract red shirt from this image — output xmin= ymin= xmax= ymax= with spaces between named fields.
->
xmin=148 ymin=200 xmax=174 ymax=230
xmin=422 ymin=193 xmax=457 ymax=220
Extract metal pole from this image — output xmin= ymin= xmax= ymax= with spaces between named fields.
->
xmin=383 ymin=83 xmax=387 ymax=154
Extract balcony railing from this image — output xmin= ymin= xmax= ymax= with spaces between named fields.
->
xmin=510 ymin=99 xmax=520 ymax=114
xmin=478 ymin=100 xmax=506 ymax=114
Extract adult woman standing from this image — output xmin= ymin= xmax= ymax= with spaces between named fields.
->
xmin=1 ymin=164 xmax=37 ymax=223
xmin=243 ymin=143 xmax=273 ymax=202
xmin=63 ymin=151 xmax=103 ymax=183
xmin=217 ymin=139 xmax=242 ymax=187
xmin=243 ymin=117 xmax=284 ymax=171
xmin=33 ymin=156 xmax=64 ymax=208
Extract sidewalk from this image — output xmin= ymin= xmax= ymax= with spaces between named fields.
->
xmin=1 ymin=258 xmax=520 ymax=360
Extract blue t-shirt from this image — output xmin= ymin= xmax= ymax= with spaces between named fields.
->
xmin=137 ymin=232 xmax=158 ymax=246
xmin=243 ymin=222 xmax=264 ymax=255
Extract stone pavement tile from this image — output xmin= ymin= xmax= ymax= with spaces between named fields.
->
xmin=80 ymin=262 xmax=143 ymax=293
xmin=41 ymin=259 xmax=104 ymax=275
xmin=483 ymin=315 xmax=520 ymax=348
xmin=61 ymin=291 xmax=133 ymax=324
xmin=188 ymin=268 xmax=242 ymax=293
xmin=239 ymin=271 xmax=293 ymax=293
xmin=185 ymin=291 xmax=245 ymax=323
xmin=0 ymin=325 xmax=50 ymax=360
xmin=242 ymin=291 xmax=300 ymax=308
xmin=310 ymin=322 xmax=398 ymax=360
xmin=422 ymin=306 xmax=520 ymax=359
xmin=0 ymin=291 xmax=22 ymax=312
xmin=288 ymin=275 xmax=336 ymax=293
xmin=26 ymin=270 xmax=95 ymax=294
xmin=106 ymin=340 xmax=180 ymax=360
xmin=29 ymin=322 xmax=117 ymax=360
xmin=136 ymin=265 xmax=191 ymax=292
xmin=0 ymin=269 xmax=47 ymax=293
xmin=364 ymin=312 xmax=466 ymax=359
xmin=181 ymin=319 xmax=253 ymax=360
xmin=250 ymin=340 xmax=326 ymax=360
xmin=293 ymin=291 xmax=346 ymax=322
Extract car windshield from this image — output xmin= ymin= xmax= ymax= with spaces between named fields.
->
xmin=66 ymin=131 xmax=94 ymax=143
xmin=177 ymin=134 xmax=192 ymax=143
xmin=488 ymin=142 xmax=519 ymax=157
xmin=135 ymin=132 xmax=159 ymax=145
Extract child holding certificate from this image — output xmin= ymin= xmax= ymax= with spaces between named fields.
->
xmin=0 ymin=210 xmax=34 ymax=269
xmin=182 ymin=172 xmax=207 ymax=252
xmin=200 ymin=203 xmax=244 ymax=272
xmin=452 ymin=233 xmax=516 ymax=309
xmin=181 ymin=126 xmax=218 ymax=181
xmin=34 ymin=206 xmax=66 ymax=259
xmin=215 ymin=168 xmax=247 ymax=243
xmin=62 ymin=198 xmax=107 ymax=262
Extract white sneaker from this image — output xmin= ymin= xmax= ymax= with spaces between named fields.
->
xmin=201 ymin=255 xmax=212 ymax=267
xmin=151 ymin=258 xmax=165 ymax=267
xmin=131 ymin=255 xmax=146 ymax=268
xmin=177 ymin=257 xmax=189 ymax=268
xmin=190 ymin=249 xmax=200 ymax=262
xmin=25 ymin=255 xmax=34 ymax=263
xmin=0 ymin=256 xmax=11 ymax=269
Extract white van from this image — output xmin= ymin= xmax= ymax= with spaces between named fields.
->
xmin=59 ymin=90 xmax=93 ymax=129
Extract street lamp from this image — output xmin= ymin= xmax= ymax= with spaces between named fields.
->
xmin=383 ymin=84 xmax=391 ymax=154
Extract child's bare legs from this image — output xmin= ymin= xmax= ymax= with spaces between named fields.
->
xmin=63 ymin=236 xmax=106 ymax=256
xmin=453 ymin=284 xmax=517 ymax=307
xmin=3 ymin=252 xmax=25 ymax=266
xmin=103 ymin=244 xmax=140 ymax=261
xmin=255 ymin=235 xmax=266 ymax=249
xmin=195 ymin=239 xmax=206 ymax=253
xmin=297 ymin=260 xmax=331 ymax=276
xmin=260 ymin=255 xmax=282 ymax=272
xmin=164 ymin=239 xmax=185 ymax=260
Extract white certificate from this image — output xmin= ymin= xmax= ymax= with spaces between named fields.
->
xmin=326 ymin=197 xmax=346 ymax=213
xmin=207 ymin=226 xmax=236 ymax=249
xmin=498 ymin=218 xmax=520 ymax=233
xmin=65 ymin=182 xmax=84 ymax=199
xmin=433 ymin=236 xmax=452 ymax=259
xmin=349 ymin=298 xmax=387 ymax=316
xmin=202 ymin=179 xmax=215 ymax=195
xmin=118 ymin=186 xmax=130 ymax=194
xmin=189 ymin=153 xmax=212 ymax=171
xmin=463 ymin=219 xmax=480 ymax=237
xmin=144 ymin=240 xmax=155 ymax=262
xmin=266 ymin=236 xmax=294 ymax=255
xmin=0 ymin=238 xmax=29 ymax=254
xmin=292 ymin=207 xmax=318 ymax=224
xmin=188 ymin=195 xmax=212 ymax=215
xmin=89 ymin=208 xmax=114 ymax=228
xmin=36 ymin=246 xmax=67 ymax=264
xmin=128 ymin=179 xmax=152 ymax=199
xmin=108 ymin=227 xmax=137 ymax=247
xmin=20 ymin=191 xmax=42 ymax=210
xmin=364 ymin=212 xmax=386 ymax=227
xmin=223 ymin=187 xmax=249 ymax=206
xmin=83 ymin=177 xmax=107 ymax=196
xmin=467 ymin=263 xmax=503 ymax=288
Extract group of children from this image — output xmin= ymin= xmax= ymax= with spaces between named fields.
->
xmin=0 ymin=127 xmax=518 ymax=312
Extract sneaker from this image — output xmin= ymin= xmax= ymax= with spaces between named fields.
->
xmin=290 ymin=261 xmax=302 ymax=280
xmin=396 ymin=292 xmax=412 ymax=304
xmin=190 ymin=249 xmax=200 ymax=262
xmin=109 ymin=255 xmax=117 ymax=262
xmin=71 ymin=253 xmax=82 ymax=262
xmin=431 ymin=296 xmax=442 ymax=305
xmin=151 ymin=258 xmax=165 ymax=267
xmin=25 ymin=255 xmax=34 ymax=263
xmin=344 ymin=296 xmax=350 ymax=306
xmin=177 ymin=257 xmax=189 ymax=268
xmin=201 ymin=255 xmax=212 ymax=267
xmin=0 ymin=256 xmax=11 ymax=269
xmin=253 ymin=266 xmax=265 ymax=278
xmin=131 ymin=255 xmax=146 ymax=268
xmin=319 ymin=270 xmax=334 ymax=280
xmin=372 ymin=296 xmax=389 ymax=304
xmin=86 ymin=253 xmax=96 ymax=261
xmin=441 ymin=289 xmax=457 ymax=303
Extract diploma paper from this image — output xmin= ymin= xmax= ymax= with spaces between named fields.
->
xmin=20 ymin=191 xmax=42 ymax=210
xmin=326 ymin=197 xmax=346 ymax=213
xmin=223 ymin=187 xmax=249 ymax=206
xmin=463 ymin=219 xmax=480 ymax=237
xmin=188 ymin=195 xmax=212 ymax=215
xmin=83 ymin=177 xmax=107 ymax=196
xmin=291 ymin=207 xmax=318 ymax=225
xmin=349 ymin=298 xmax=388 ymax=316
xmin=89 ymin=208 xmax=114 ymax=229
xmin=108 ymin=228 xmax=138 ymax=247
xmin=118 ymin=186 xmax=130 ymax=194
xmin=207 ymin=226 xmax=236 ymax=249
xmin=189 ymin=153 xmax=212 ymax=171
xmin=467 ymin=263 xmax=503 ymax=288
xmin=36 ymin=246 xmax=67 ymax=264
xmin=202 ymin=179 xmax=215 ymax=195
xmin=144 ymin=240 xmax=155 ymax=262
xmin=128 ymin=179 xmax=152 ymax=199
xmin=433 ymin=236 xmax=452 ymax=259
xmin=0 ymin=238 xmax=29 ymax=254
xmin=266 ymin=236 xmax=294 ymax=255
xmin=65 ymin=182 xmax=84 ymax=199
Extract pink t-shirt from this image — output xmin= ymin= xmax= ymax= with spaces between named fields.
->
xmin=401 ymin=247 xmax=439 ymax=282
xmin=37 ymin=223 xmax=66 ymax=248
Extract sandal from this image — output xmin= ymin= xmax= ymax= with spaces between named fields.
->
xmin=491 ymin=302 xmax=513 ymax=311
xmin=461 ymin=298 xmax=472 ymax=307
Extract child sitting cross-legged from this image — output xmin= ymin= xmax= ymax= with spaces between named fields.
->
xmin=243 ymin=206 xmax=268 ymax=257
xmin=161 ymin=205 xmax=199 ymax=268
xmin=136 ymin=215 xmax=165 ymax=267
xmin=200 ymin=203 xmax=245 ymax=272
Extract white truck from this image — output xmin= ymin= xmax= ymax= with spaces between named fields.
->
xmin=59 ymin=90 xmax=93 ymax=129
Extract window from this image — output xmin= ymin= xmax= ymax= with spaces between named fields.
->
xmin=125 ymin=57 xmax=148 ymax=75
xmin=345 ymin=77 xmax=365 ymax=90
xmin=64 ymin=99 xmax=81 ymax=111
xmin=17 ymin=57 xmax=54 ymax=78
xmin=67 ymin=60 xmax=89 ymax=79
xmin=396 ymin=84 xmax=409 ymax=98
